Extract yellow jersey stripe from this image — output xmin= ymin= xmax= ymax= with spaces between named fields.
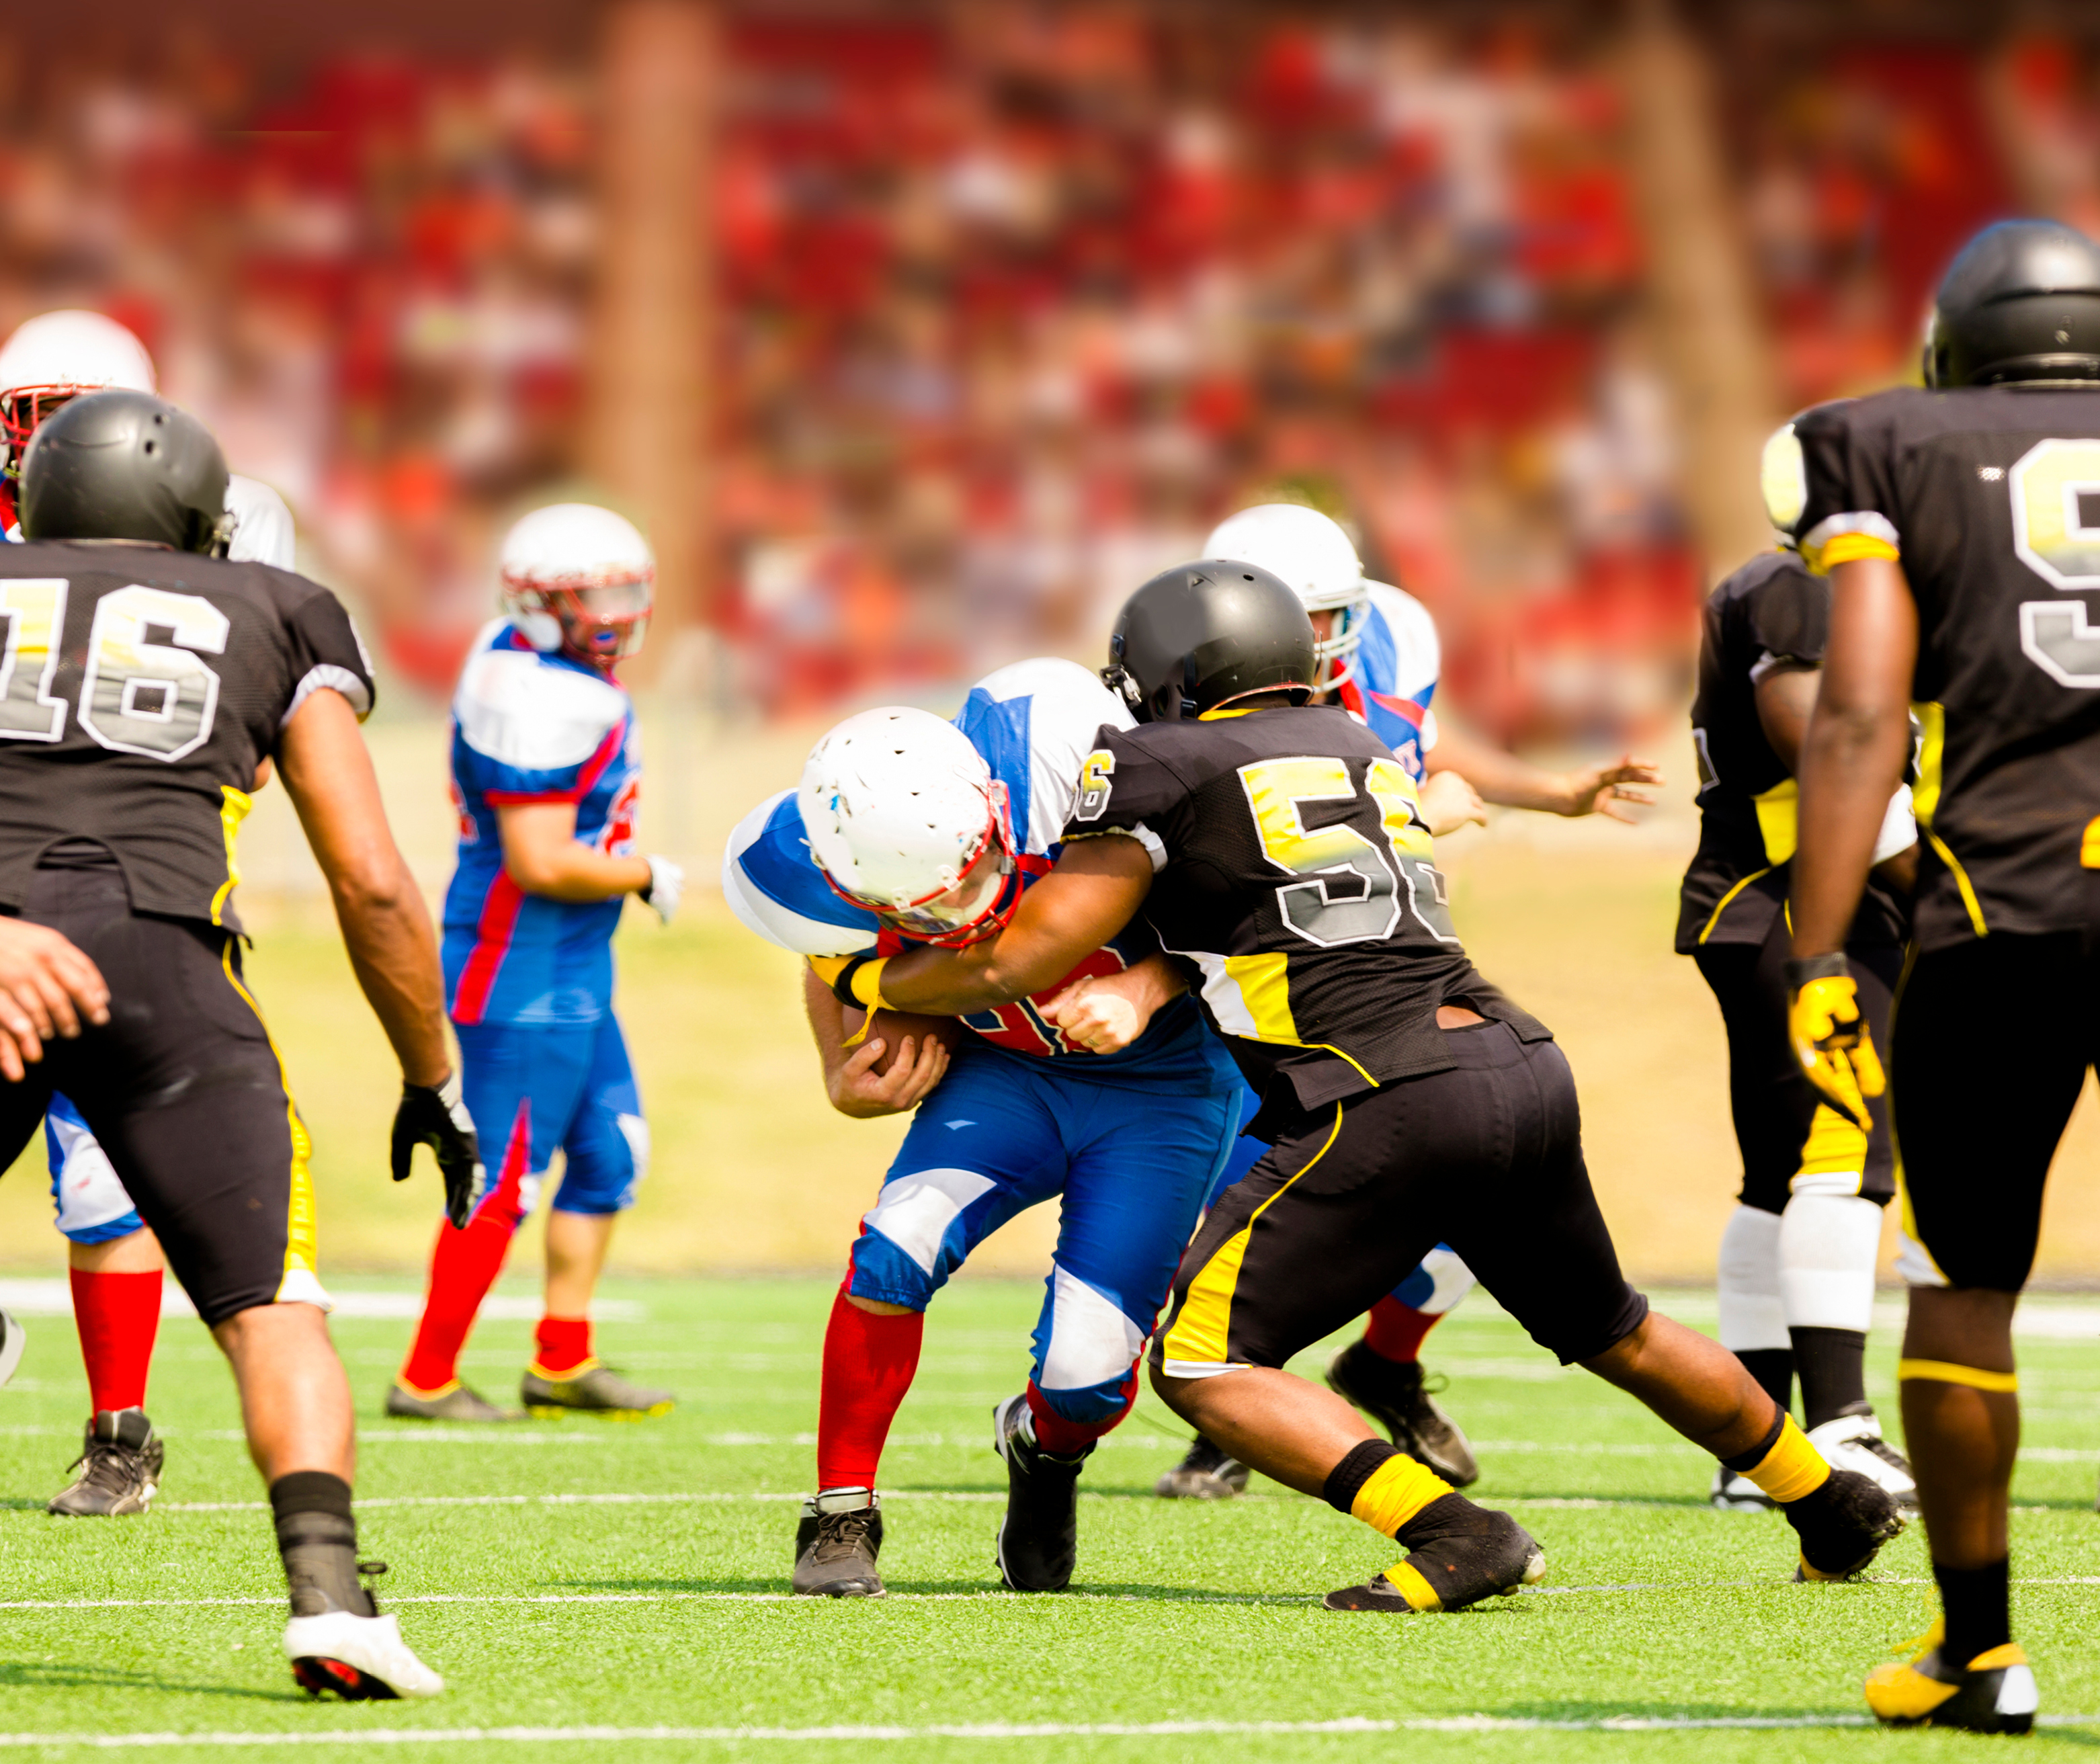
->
xmin=218 ymin=942 xmax=319 ymax=1297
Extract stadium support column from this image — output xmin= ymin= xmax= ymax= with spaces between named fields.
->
xmin=1620 ymin=1 xmax=1779 ymax=581
xmin=591 ymin=0 xmax=716 ymax=675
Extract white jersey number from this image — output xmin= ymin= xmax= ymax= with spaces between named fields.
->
xmin=2011 ymin=438 xmax=2100 ymax=686
xmin=0 ymin=579 xmax=71 ymax=741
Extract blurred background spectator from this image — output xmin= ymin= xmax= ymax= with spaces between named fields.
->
xmin=1 ymin=3 xmax=2090 ymax=749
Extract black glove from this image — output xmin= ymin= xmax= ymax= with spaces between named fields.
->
xmin=390 ymin=1070 xmax=484 ymax=1231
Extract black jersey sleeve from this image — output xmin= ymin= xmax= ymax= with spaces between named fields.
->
xmin=1747 ymin=559 xmax=1830 ymax=669
xmin=1062 ymin=723 xmax=1189 ymax=849
xmin=276 ymin=584 xmax=376 ymax=732
xmin=1794 ymin=403 xmax=1903 ymax=577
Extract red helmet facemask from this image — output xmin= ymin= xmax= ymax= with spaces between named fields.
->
xmin=501 ymin=565 xmax=655 ymax=672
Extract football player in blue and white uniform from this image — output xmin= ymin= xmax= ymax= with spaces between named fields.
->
xmin=0 ymin=308 xmax=310 ymax=1516
xmin=1155 ymin=503 xmax=1663 ymax=1500
xmin=388 ymin=504 xmax=683 ymax=1423
xmin=724 ymin=658 xmax=1244 ymax=1597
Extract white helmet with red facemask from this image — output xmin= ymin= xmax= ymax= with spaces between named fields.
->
xmin=797 ymin=706 xmax=1019 ymax=946
xmin=0 ymin=310 xmax=159 ymax=487
xmin=499 ymin=503 xmax=655 ymax=671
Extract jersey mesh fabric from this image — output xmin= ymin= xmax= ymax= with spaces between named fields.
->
xmin=1796 ymin=386 xmax=2100 ymax=950
xmin=442 ymin=620 xmax=640 ymax=1027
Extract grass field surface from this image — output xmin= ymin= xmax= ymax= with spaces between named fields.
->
xmin=5 ymin=1276 xmax=2100 ymax=1759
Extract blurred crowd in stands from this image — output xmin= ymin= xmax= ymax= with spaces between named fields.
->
xmin=1 ymin=11 xmax=2092 ymax=745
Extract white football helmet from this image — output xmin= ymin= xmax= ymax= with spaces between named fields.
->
xmin=798 ymin=706 xmax=1017 ymax=945
xmin=499 ymin=503 xmax=655 ymax=669
xmin=1202 ymin=503 xmax=1370 ymax=691
xmin=0 ymin=310 xmax=159 ymax=482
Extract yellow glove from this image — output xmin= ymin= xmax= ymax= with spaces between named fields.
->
xmin=1785 ymin=955 xmax=1885 ymax=1134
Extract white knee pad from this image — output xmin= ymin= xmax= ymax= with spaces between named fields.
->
xmin=1717 ymin=1203 xmax=1787 ymax=1352
xmin=1779 ymin=1181 xmax=1882 ymax=1333
xmin=1416 ymin=1245 xmax=1476 ymax=1316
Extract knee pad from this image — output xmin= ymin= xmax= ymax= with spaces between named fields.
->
xmin=1033 ymin=1265 xmax=1146 ymax=1423
xmin=1717 ymin=1203 xmax=1787 ymax=1353
xmin=1779 ymin=1186 xmax=1882 ymax=1333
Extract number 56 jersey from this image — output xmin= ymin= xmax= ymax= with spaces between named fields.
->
xmin=1794 ymin=386 xmax=2100 ymax=950
xmin=0 ymin=540 xmax=373 ymax=931
xmin=1066 ymin=702 xmax=1547 ymax=1128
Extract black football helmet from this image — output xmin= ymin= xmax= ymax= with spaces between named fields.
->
xmin=17 ymin=389 xmax=228 ymax=554
xmin=1923 ymin=219 xmax=2100 ymax=389
xmin=1103 ymin=560 xmax=1317 ymax=723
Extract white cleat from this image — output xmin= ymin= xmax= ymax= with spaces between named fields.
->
xmin=1806 ymin=1411 xmax=1919 ymax=1511
xmin=284 ymin=1611 xmax=444 ymax=1700
xmin=0 ymin=1307 xmax=25 ymax=1389
xmin=1709 ymin=1466 xmax=1775 ymax=1512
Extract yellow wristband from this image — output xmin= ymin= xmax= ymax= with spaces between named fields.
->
xmin=847 ymin=956 xmax=889 ymax=1012
xmin=807 ymin=956 xmax=849 ymax=989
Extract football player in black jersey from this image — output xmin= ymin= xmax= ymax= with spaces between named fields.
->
xmin=841 ymin=560 xmax=1904 ymax=1611
xmin=1788 ymin=219 xmax=2100 ymax=1734
xmin=1 ymin=391 xmax=481 ymax=1700
xmin=1681 ymin=439 xmax=1921 ymax=1514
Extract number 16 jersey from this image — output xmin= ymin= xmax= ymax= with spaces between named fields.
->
xmin=1794 ymin=386 xmax=2100 ymax=950
xmin=0 ymin=540 xmax=374 ymax=931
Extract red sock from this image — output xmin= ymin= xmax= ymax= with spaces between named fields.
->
xmin=1025 ymin=1363 xmax=1137 ymax=1457
xmin=70 ymin=1267 xmax=161 ymax=1415
xmin=401 ymin=1102 xmax=532 ymax=1394
xmin=532 ymin=1315 xmax=593 ymax=1377
xmin=815 ymin=1284 xmax=923 ymax=1490
xmin=1363 ymin=1293 xmax=1442 ymax=1364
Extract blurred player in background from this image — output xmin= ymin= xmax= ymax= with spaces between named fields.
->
xmin=1788 ymin=218 xmax=2100 ymax=1734
xmin=1157 ymin=501 xmax=1663 ymax=1501
xmin=723 ymin=659 xmax=1242 ymax=1596
xmin=1679 ymin=428 xmax=1919 ymax=1515
xmin=874 ymin=561 xmax=1904 ymax=1613
xmin=0 ymin=308 xmax=304 ymax=1517
xmin=5 ymin=388 xmax=477 ymax=1697
xmin=390 ymin=505 xmax=682 ymax=1424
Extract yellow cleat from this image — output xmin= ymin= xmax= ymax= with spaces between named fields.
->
xmin=1864 ymin=1622 xmax=2037 ymax=1734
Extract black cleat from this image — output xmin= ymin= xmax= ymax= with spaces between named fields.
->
xmin=1787 ymin=1468 xmax=1907 ymax=1581
xmin=521 ymin=1364 xmax=673 ymax=1419
xmin=1324 ymin=1495 xmax=1544 ymax=1613
xmin=1325 ymin=1341 xmax=1479 ymax=1486
xmin=1155 ymin=1435 xmax=1249 ymax=1500
xmin=0 ymin=1306 xmax=24 ymax=1389
xmin=792 ymin=1489 xmax=886 ymax=1597
xmin=992 ymin=1393 xmax=1089 ymax=1591
xmin=384 ymin=1381 xmax=520 ymax=1423
xmin=48 ymin=1408 xmax=163 ymax=1516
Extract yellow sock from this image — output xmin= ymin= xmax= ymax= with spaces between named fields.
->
xmin=1349 ymin=1452 xmax=1453 ymax=1539
xmin=1740 ymin=1414 xmax=1830 ymax=1505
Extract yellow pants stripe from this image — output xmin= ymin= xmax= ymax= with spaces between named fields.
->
xmin=1160 ymin=1104 xmax=1344 ymax=1370
xmin=1898 ymin=1358 xmax=2017 ymax=1393
xmin=220 ymin=943 xmax=319 ymax=1298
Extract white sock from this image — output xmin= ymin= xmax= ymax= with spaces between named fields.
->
xmin=1416 ymin=1245 xmax=1476 ymax=1315
xmin=1717 ymin=1203 xmax=1788 ymax=1352
xmin=1779 ymin=1185 xmax=1882 ymax=1334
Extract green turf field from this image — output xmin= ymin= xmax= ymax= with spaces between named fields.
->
xmin=4 ymin=1278 xmax=2100 ymax=1759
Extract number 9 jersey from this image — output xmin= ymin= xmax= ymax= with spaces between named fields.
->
xmin=1793 ymin=387 xmax=2100 ymax=950
xmin=1066 ymin=702 xmax=1548 ymax=1130
xmin=0 ymin=540 xmax=374 ymax=931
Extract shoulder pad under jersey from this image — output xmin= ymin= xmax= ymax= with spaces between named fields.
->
xmin=721 ymin=788 xmax=880 ymax=957
xmin=453 ymin=621 xmax=628 ymax=771
xmin=955 ymin=656 xmax=1136 ymax=855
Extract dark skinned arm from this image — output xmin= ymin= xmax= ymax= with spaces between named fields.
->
xmin=879 ymin=836 xmax=1156 ymax=1015
xmin=1790 ymin=555 xmax=1919 ymax=960
xmin=1753 ymin=662 xmax=1819 ymax=774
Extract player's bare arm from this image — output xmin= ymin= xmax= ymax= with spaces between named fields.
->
xmin=877 ymin=835 xmax=1155 ymax=1015
xmin=1039 ymin=950 xmax=1189 ymax=1055
xmin=1413 ymin=766 xmax=1488 ymax=837
xmin=1758 ymin=658 xmax=1919 ymax=895
xmin=497 ymin=800 xmax=653 ymax=902
xmin=0 ymin=918 xmax=110 ymax=1082
xmin=1425 ymin=722 xmax=1661 ymax=821
xmin=1790 ymin=556 xmax=1917 ymax=961
xmin=800 ymin=962 xmax=950 ymax=1118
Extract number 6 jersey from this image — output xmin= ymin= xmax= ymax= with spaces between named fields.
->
xmin=1794 ymin=386 xmax=2100 ymax=950
xmin=0 ymin=540 xmax=374 ymax=931
xmin=1066 ymin=702 xmax=1547 ymax=1126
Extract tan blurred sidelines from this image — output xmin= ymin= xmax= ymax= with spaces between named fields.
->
xmin=0 ymin=708 xmax=2092 ymax=1286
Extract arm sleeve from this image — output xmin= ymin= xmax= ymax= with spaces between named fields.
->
xmin=1795 ymin=403 xmax=1902 ymax=576
xmin=1747 ymin=560 xmax=1831 ymax=671
xmin=1061 ymin=727 xmax=1187 ymax=869
xmin=280 ymin=589 xmax=376 ymax=729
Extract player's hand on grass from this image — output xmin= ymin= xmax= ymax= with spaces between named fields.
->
xmin=0 ymin=920 xmax=110 ymax=1081
xmin=828 ymin=1029 xmax=949 ymax=1119
xmin=1417 ymin=768 xmax=1488 ymax=837
xmin=1040 ymin=972 xmax=1148 ymax=1054
xmin=642 ymin=855 xmax=683 ymax=925
xmin=1555 ymin=755 xmax=1662 ymax=822
xmin=1785 ymin=955 xmax=1884 ymax=1133
xmin=391 ymin=1070 xmax=486 ymax=1229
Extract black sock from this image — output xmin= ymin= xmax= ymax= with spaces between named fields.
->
xmin=1935 ymin=1558 xmax=2011 ymax=1667
xmin=1792 ymin=1327 xmax=1867 ymax=1431
xmin=1736 ymin=1348 xmax=1794 ymax=1418
xmin=270 ymin=1471 xmax=372 ymax=1618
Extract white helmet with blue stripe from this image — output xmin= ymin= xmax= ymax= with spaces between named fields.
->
xmin=1202 ymin=503 xmax=1370 ymax=692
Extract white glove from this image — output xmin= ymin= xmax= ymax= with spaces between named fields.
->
xmin=642 ymin=854 xmax=684 ymax=925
